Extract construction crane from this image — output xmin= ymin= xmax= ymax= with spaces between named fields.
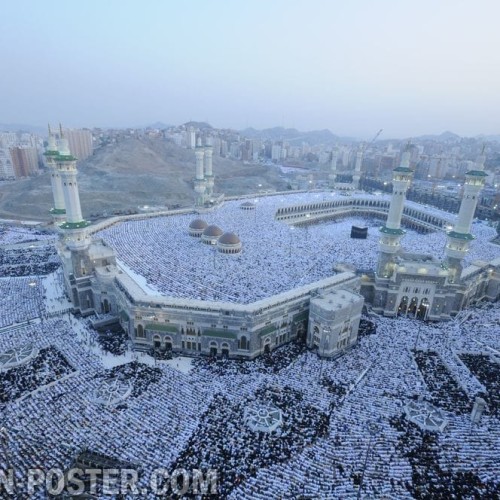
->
xmin=362 ymin=128 xmax=383 ymax=153
xmin=362 ymin=129 xmax=383 ymax=177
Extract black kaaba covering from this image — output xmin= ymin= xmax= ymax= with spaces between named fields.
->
xmin=350 ymin=226 xmax=368 ymax=239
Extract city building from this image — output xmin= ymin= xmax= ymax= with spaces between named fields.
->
xmin=0 ymin=148 xmax=15 ymax=178
xmin=63 ymin=128 xmax=93 ymax=161
xmin=9 ymin=146 xmax=39 ymax=177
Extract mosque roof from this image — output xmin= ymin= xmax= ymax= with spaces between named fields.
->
xmin=189 ymin=219 xmax=208 ymax=230
xmin=218 ymin=232 xmax=241 ymax=245
xmin=203 ymin=225 xmax=223 ymax=237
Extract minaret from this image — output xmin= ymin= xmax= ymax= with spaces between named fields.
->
xmin=56 ymin=125 xmax=90 ymax=249
xmin=352 ymin=147 xmax=363 ymax=189
xmin=445 ymin=151 xmax=487 ymax=283
xmin=329 ymin=149 xmax=338 ymax=188
xmin=44 ymin=124 xmax=66 ymax=222
xmin=377 ymin=150 xmax=413 ymax=277
xmin=204 ymin=145 xmax=214 ymax=197
xmin=194 ymin=138 xmax=206 ymax=207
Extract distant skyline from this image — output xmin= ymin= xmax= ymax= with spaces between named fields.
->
xmin=2 ymin=0 xmax=499 ymax=139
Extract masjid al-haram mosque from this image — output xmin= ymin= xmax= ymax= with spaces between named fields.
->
xmin=44 ymin=131 xmax=499 ymax=360
xmin=0 ymin=129 xmax=498 ymax=498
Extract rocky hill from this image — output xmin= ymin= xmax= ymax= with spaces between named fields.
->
xmin=0 ymin=137 xmax=288 ymax=221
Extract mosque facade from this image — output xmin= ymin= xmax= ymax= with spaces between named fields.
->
xmin=46 ymin=132 xmax=500 ymax=360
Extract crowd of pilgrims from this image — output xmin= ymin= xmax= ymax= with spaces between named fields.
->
xmin=413 ymin=350 xmax=472 ymax=414
xmin=0 ymin=277 xmax=46 ymax=328
xmin=0 ymin=225 xmax=55 ymax=246
xmin=0 ymin=275 xmax=498 ymax=498
xmin=0 ymin=245 xmax=60 ymax=277
xmin=94 ymin=325 xmax=130 ymax=356
xmin=192 ymin=340 xmax=308 ymax=376
xmin=459 ymin=353 xmax=500 ymax=416
xmin=0 ymin=346 xmax=75 ymax=403
xmin=96 ymin=192 xmax=498 ymax=304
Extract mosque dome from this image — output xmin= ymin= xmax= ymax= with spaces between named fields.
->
xmin=201 ymin=224 xmax=223 ymax=244
xmin=217 ymin=232 xmax=242 ymax=254
xmin=218 ymin=232 xmax=240 ymax=245
xmin=203 ymin=225 xmax=223 ymax=237
xmin=188 ymin=219 xmax=208 ymax=237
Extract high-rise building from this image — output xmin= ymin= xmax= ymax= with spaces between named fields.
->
xmin=63 ymin=128 xmax=93 ymax=161
xmin=271 ymin=144 xmax=282 ymax=161
xmin=9 ymin=146 xmax=39 ymax=178
xmin=0 ymin=132 xmax=17 ymax=148
xmin=0 ymin=149 xmax=15 ymax=178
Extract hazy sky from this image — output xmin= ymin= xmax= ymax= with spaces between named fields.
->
xmin=2 ymin=0 xmax=499 ymax=138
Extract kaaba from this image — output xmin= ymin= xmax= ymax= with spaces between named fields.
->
xmin=350 ymin=226 xmax=368 ymax=239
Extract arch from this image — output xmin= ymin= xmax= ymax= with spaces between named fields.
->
xmin=239 ymin=335 xmax=249 ymax=350
xmin=408 ymin=297 xmax=418 ymax=316
xmin=398 ymin=296 xmax=409 ymax=315
xmin=417 ymin=298 xmax=430 ymax=320
xmin=137 ymin=324 xmax=144 ymax=337
xmin=164 ymin=336 xmax=173 ymax=351
xmin=263 ymin=337 xmax=272 ymax=354
xmin=102 ymin=298 xmax=110 ymax=313
xmin=152 ymin=334 xmax=161 ymax=349
xmin=209 ymin=341 xmax=218 ymax=357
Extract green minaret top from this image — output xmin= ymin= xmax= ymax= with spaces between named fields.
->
xmin=44 ymin=123 xmax=59 ymax=156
